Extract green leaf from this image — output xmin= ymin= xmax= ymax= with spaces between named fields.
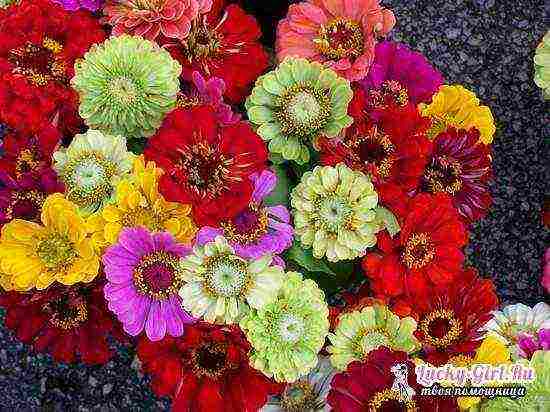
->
xmin=374 ymin=206 xmax=401 ymax=237
xmin=285 ymin=241 xmax=337 ymax=276
xmin=127 ymin=137 xmax=147 ymax=155
xmin=264 ymin=164 xmax=290 ymax=207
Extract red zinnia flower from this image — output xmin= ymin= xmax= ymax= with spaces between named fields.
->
xmin=136 ymin=322 xmax=280 ymax=412
xmin=328 ymin=347 xmax=459 ymax=411
xmin=421 ymin=127 xmax=493 ymax=223
xmin=164 ymin=0 xmax=269 ymax=104
xmin=362 ymin=193 xmax=468 ymax=302
xmin=0 ymin=0 xmax=106 ymax=135
xmin=144 ymin=105 xmax=268 ymax=227
xmin=0 ymin=280 xmax=123 ymax=364
xmin=320 ymin=85 xmax=432 ymax=217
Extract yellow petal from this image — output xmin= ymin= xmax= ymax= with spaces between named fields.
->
xmin=104 ymin=222 xmax=122 ymax=244
xmin=75 ymin=238 xmax=95 ymax=260
xmin=102 ymin=205 xmax=121 ymax=223
xmin=163 ymin=218 xmax=181 ymax=237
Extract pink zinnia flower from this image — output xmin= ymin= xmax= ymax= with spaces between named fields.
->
xmin=103 ymin=227 xmax=196 ymax=341
xmin=103 ymin=0 xmax=212 ymax=41
xmin=543 ymin=247 xmax=550 ymax=294
xmin=276 ymin=0 xmax=395 ymax=81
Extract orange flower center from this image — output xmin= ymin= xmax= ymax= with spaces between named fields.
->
xmin=45 ymin=296 xmax=88 ymax=330
xmin=369 ymin=80 xmax=409 ymax=109
xmin=220 ymin=205 xmax=269 ymax=245
xmin=419 ymin=309 xmax=463 ymax=348
xmin=402 ymin=232 xmax=435 ymax=269
xmin=369 ymin=388 xmax=417 ymax=411
xmin=15 ymin=148 xmax=41 ymax=178
xmin=185 ymin=20 xmax=221 ymax=62
xmin=424 ymin=155 xmax=463 ymax=195
xmin=314 ymin=18 xmax=364 ymax=60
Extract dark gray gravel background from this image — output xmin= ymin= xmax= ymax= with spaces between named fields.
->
xmin=0 ymin=0 xmax=548 ymax=410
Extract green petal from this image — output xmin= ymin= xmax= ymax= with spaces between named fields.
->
xmin=248 ymin=106 xmax=275 ymax=124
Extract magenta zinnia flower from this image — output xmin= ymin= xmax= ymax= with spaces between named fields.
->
xmin=518 ymin=329 xmax=550 ymax=359
xmin=103 ymin=227 xmax=196 ymax=341
xmin=421 ymin=127 xmax=493 ymax=223
xmin=360 ymin=41 xmax=444 ymax=105
xmin=177 ymin=71 xmax=240 ymax=126
xmin=196 ymin=170 xmax=293 ymax=266
xmin=276 ymin=0 xmax=395 ymax=81
xmin=52 ymin=0 xmax=104 ymax=11
xmin=543 ymin=248 xmax=550 ymax=294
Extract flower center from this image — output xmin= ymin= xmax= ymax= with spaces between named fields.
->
xmin=8 ymin=37 xmax=67 ymax=87
xmin=369 ymin=80 xmax=409 ymax=109
xmin=109 ymin=77 xmax=140 ymax=105
xmin=15 ymin=148 xmax=41 ymax=178
xmin=120 ymin=207 xmax=168 ymax=232
xmin=369 ymin=389 xmax=417 ymax=411
xmin=62 ymin=151 xmax=117 ymax=209
xmin=185 ymin=21 xmax=221 ymax=61
xmin=419 ymin=309 xmax=463 ymax=348
xmin=402 ymin=233 xmax=435 ymax=269
xmin=316 ymin=195 xmax=353 ymax=233
xmin=192 ymin=342 xmax=230 ymax=379
xmin=132 ymin=0 xmax=166 ymax=11
xmin=133 ymin=251 xmax=182 ymax=300
xmin=424 ymin=155 xmax=463 ymax=195
xmin=314 ymin=17 xmax=364 ymax=60
xmin=354 ymin=327 xmax=392 ymax=358
xmin=203 ymin=254 xmax=251 ymax=298
xmin=281 ymin=381 xmax=324 ymax=412
xmin=4 ymin=190 xmax=46 ymax=222
xmin=45 ymin=297 xmax=88 ymax=330
xmin=178 ymin=142 xmax=233 ymax=199
xmin=277 ymin=313 xmax=305 ymax=344
xmin=177 ymin=83 xmax=203 ymax=109
xmin=36 ymin=233 xmax=77 ymax=270
xmin=347 ymin=127 xmax=396 ymax=178
xmin=220 ymin=205 xmax=269 ymax=245
xmin=275 ymin=84 xmax=331 ymax=138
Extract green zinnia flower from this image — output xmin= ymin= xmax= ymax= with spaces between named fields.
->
xmin=240 ymin=272 xmax=329 ymax=383
xmin=535 ymin=31 xmax=550 ymax=100
xmin=327 ymin=305 xmax=420 ymax=371
xmin=71 ymin=34 xmax=181 ymax=139
xmin=291 ymin=163 xmax=381 ymax=262
xmin=245 ymin=57 xmax=353 ymax=164
xmin=53 ymin=129 xmax=134 ymax=216
xmin=481 ymin=350 xmax=550 ymax=411
xmin=178 ymin=236 xmax=284 ymax=325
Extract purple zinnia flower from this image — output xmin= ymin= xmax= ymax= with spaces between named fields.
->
xmin=360 ymin=41 xmax=444 ymax=105
xmin=52 ymin=0 xmax=104 ymax=11
xmin=517 ymin=329 xmax=550 ymax=359
xmin=196 ymin=170 xmax=293 ymax=266
xmin=103 ymin=227 xmax=196 ymax=341
xmin=178 ymin=71 xmax=240 ymax=126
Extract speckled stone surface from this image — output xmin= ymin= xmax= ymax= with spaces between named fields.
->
xmin=0 ymin=1 xmax=548 ymax=410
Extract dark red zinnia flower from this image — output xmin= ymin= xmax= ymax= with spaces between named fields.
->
xmin=0 ymin=280 xmax=124 ymax=364
xmin=421 ymin=127 xmax=492 ymax=223
xmin=0 ymin=0 xmax=106 ymax=135
xmin=328 ymin=347 xmax=459 ymax=412
xmin=362 ymin=193 xmax=468 ymax=302
xmin=406 ymin=268 xmax=499 ymax=366
xmin=136 ymin=322 xmax=281 ymax=412
xmin=144 ymin=105 xmax=268 ymax=227
xmin=164 ymin=0 xmax=269 ymax=104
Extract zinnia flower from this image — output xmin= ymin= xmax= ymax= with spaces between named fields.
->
xmin=543 ymin=247 xmax=550 ymax=294
xmin=276 ymin=0 xmax=395 ymax=81
xmin=291 ymin=163 xmax=381 ymax=262
xmin=71 ymin=34 xmax=181 ymax=139
xmin=261 ymin=356 xmax=335 ymax=412
xmin=360 ymin=41 xmax=444 ymax=105
xmin=362 ymin=193 xmax=468 ymax=302
xmin=0 ymin=281 xmax=122 ymax=364
xmin=144 ymin=106 xmax=268 ymax=227
xmin=103 ymin=227 xmax=195 ymax=341
xmin=328 ymin=347 xmax=459 ymax=411
xmin=136 ymin=323 xmax=280 ymax=411
xmin=0 ymin=0 xmax=106 ymax=135
xmin=86 ymin=156 xmax=196 ymax=249
xmin=0 ymin=193 xmax=100 ymax=291
xmin=534 ymin=31 xmax=550 ymax=99
xmin=246 ymin=58 xmax=353 ymax=164
xmin=517 ymin=329 xmax=550 ymax=359
xmin=421 ymin=84 xmax=496 ymax=143
xmin=53 ymin=0 xmax=103 ymax=11
xmin=166 ymin=1 xmax=269 ymax=104
xmin=483 ymin=350 xmax=550 ymax=411
xmin=327 ymin=304 xmax=419 ymax=371
xmin=196 ymin=170 xmax=293 ymax=265
xmin=421 ymin=127 xmax=492 ymax=223
xmin=53 ymin=129 xmax=135 ymax=216
xmin=178 ymin=236 xmax=284 ymax=324
xmin=103 ymin=0 xmax=212 ymax=41
xmin=240 ymin=272 xmax=329 ymax=383
xmin=177 ymin=71 xmax=240 ymax=125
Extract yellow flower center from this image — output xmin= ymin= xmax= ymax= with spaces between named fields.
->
xmin=185 ymin=21 xmax=221 ymax=61
xmin=402 ymin=233 xmax=435 ymax=269
xmin=120 ymin=207 xmax=167 ymax=232
xmin=4 ymin=190 xmax=46 ymax=222
xmin=133 ymin=251 xmax=182 ymax=300
xmin=281 ymin=381 xmax=324 ymax=411
xmin=369 ymin=80 xmax=409 ymax=108
xmin=314 ymin=17 xmax=364 ymax=60
xmin=15 ymin=148 xmax=41 ymax=178
xmin=419 ymin=309 xmax=463 ymax=348
xmin=203 ymin=254 xmax=252 ymax=298
xmin=346 ymin=126 xmax=396 ymax=179
xmin=220 ymin=205 xmax=269 ymax=245
xmin=354 ymin=327 xmax=393 ymax=358
xmin=424 ymin=155 xmax=463 ymax=196
xmin=109 ymin=77 xmax=139 ymax=105
xmin=36 ymin=233 xmax=77 ymax=270
xmin=369 ymin=389 xmax=417 ymax=411
xmin=45 ymin=297 xmax=88 ymax=330
xmin=191 ymin=342 xmax=233 ymax=378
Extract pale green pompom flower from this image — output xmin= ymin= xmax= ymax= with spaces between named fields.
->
xmin=290 ymin=163 xmax=381 ymax=262
xmin=534 ymin=31 xmax=550 ymax=100
xmin=245 ymin=57 xmax=353 ymax=164
xmin=177 ymin=236 xmax=284 ymax=325
xmin=53 ymin=129 xmax=134 ymax=216
xmin=240 ymin=272 xmax=329 ymax=383
xmin=71 ymin=34 xmax=181 ymax=139
xmin=327 ymin=305 xmax=420 ymax=371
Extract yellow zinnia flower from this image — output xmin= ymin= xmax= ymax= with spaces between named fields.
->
xmin=86 ymin=156 xmax=196 ymax=249
xmin=0 ymin=194 xmax=100 ymax=291
xmin=420 ymin=85 xmax=496 ymax=144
